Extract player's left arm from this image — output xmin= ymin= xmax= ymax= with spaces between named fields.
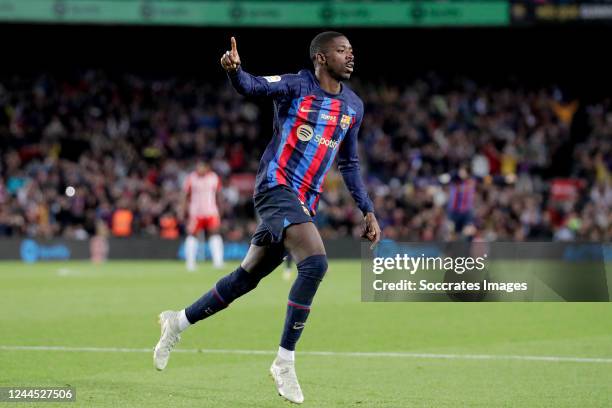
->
xmin=215 ymin=174 xmax=224 ymax=218
xmin=221 ymin=36 xmax=300 ymax=98
xmin=181 ymin=175 xmax=191 ymax=223
xmin=337 ymin=107 xmax=381 ymax=248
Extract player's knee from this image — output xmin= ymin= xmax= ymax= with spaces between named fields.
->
xmin=297 ymin=254 xmax=328 ymax=282
xmin=289 ymin=255 xmax=327 ymax=305
xmin=243 ymin=243 xmax=286 ymax=280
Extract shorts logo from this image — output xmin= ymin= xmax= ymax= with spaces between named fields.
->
xmin=301 ymin=205 xmax=310 ymax=216
xmin=297 ymin=124 xmax=314 ymax=142
xmin=340 ymin=114 xmax=352 ymax=130
xmin=264 ymin=75 xmax=281 ymax=83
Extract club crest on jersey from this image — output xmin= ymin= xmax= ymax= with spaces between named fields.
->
xmin=297 ymin=124 xmax=314 ymax=142
xmin=340 ymin=114 xmax=352 ymax=130
xmin=263 ymin=75 xmax=281 ymax=83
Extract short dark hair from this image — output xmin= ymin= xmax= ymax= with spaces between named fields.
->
xmin=309 ymin=31 xmax=346 ymax=62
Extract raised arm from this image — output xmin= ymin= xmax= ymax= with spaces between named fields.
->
xmin=220 ymin=36 xmax=299 ymax=97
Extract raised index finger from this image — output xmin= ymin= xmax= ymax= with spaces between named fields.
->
xmin=231 ymin=36 xmax=237 ymax=54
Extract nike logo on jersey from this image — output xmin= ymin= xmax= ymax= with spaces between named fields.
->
xmin=299 ymin=107 xmax=317 ymax=113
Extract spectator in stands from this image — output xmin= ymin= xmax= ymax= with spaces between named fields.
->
xmin=0 ymin=70 xmax=608 ymax=242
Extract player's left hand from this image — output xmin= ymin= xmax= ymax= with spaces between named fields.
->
xmin=362 ymin=212 xmax=381 ymax=249
xmin=220 ymin=36 xmax=241 ymax=72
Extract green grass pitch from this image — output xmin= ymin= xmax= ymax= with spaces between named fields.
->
xmin=1 ymin=261 xmax=611 ymax=407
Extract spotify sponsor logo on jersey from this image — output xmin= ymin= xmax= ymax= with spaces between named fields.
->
xmin=314 ymin=134 xmax=339 ymax=149
xmin=296 ymin=125 xmax=339 ymax=149
xmin=297 ymin=124 xmax=315 ymax=141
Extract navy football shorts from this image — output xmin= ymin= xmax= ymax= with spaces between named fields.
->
xmin=449 ymin=211 xmax=474 ymax=233
xmin=251 ymin=185 xmax=313 ymax=246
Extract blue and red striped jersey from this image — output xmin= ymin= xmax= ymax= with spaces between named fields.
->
xmin=228 ymin=68 xmax=374 ymax=215
xmin=448 ymin=178 xmax=476 ymax=214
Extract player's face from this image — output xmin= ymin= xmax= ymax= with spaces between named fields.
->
xmin=324 ymin=36 xmax=354 ymax=80
xmin=196 ymin=163 xmax=209 ymax=175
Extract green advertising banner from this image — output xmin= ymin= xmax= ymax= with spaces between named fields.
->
xmin=0 ymin=1 xmax=509 ymax=27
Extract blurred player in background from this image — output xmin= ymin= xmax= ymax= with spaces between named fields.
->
xmin=182 ymin=160 xmax=224 ymax=270
xmin=155 ymin=32 xmax=380 ymax=404
xmin=444 ymin=165 xmax=516 ymax=240
xmin=447 ymin=166 xmax=477 ymax=239
xmin=282 ymin=254 xmax=294 ymax=281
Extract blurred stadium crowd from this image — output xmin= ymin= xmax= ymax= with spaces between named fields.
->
xmin=0 ymin=71 xmax=609 ymax=241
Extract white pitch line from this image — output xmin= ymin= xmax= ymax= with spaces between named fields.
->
xmin=0 ymin=345 xmax=611 ymax=364
xmin=56 ymin=268 xmax=84 ymax=276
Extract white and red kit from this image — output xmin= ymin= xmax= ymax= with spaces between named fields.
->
xmin=183 ymin=170 xmax=221 ymax=234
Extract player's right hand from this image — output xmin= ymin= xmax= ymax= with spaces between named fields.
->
xmin=220 ymin=36 xmax=241 ymax=72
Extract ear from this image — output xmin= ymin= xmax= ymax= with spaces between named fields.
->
xmin=315 ymin=52 xmax=327 ymax=65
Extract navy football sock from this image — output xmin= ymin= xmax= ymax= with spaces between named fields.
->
xmin=184 ymin=244 xmax=286 ymax=324
xmin=184 ymin=266 xmax=254 ymax=323
xmin=280 ymin=254 xmax=328 ymax=351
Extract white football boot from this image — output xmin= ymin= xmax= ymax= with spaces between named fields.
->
xmin=270 ymin=357 xmax=304 ymax=404
xmin=153 ymin=311 xmax=181 ymax=370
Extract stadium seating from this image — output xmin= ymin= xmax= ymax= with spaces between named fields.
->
xmin=0 ymin=71 xmax=609 ymax=241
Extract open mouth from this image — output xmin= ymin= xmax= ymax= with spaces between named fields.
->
xmin=345 ymin=64 xmax=354 ymax=72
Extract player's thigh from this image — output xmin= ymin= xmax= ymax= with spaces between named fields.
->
xmin=188 ymin=217 xmax=204 ymax=236
xmin=283 ymin=222 xmax=326 ymax=263
xmin=240 ymin=243 xmax=286 ymax=277
xmin=204 ymin=216 xmax=221 ymax=234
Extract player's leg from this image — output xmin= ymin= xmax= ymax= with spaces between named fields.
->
xmin=185 ymin=217 xmax=201 ymax=272
xmin=278 ymin=222 xmax=327 ymax=358
xmin=270 ymin=221 xmax=327 ymax=404
xmin=181 ymin=242 xmax=284 ymax=325
xmin=206 ymin=216 xmax=224 ymax=269
xmin=154 ymin=239 xmax=285 ymax=370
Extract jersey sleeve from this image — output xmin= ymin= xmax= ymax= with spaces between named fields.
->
xmin=337 ymin=103 xmax=375 ymax=216
xmin=228 ymin=67 xmax=301 ymax=98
